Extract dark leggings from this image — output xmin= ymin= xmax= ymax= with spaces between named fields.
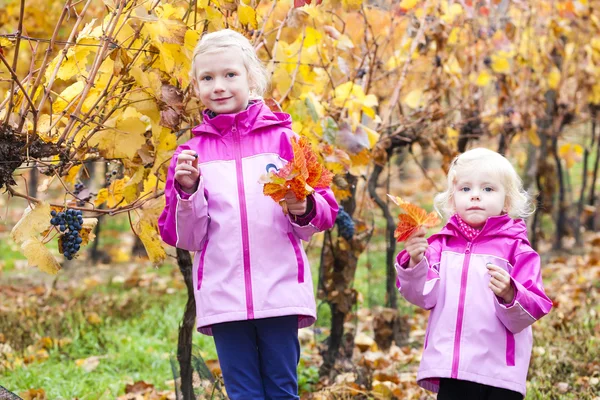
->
xmin=437 ymin=378 xmax=523 ymax=400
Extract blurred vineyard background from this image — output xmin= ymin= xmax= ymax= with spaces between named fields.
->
xmin=1 ymin=0 xmax=599 ymax=398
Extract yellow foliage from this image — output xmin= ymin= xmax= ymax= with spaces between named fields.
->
xmin=10 ymin=203 xmax=52 ymax=245
xmin=136 ymin=219 xmax=167 ymax=264
xmin=238 ymin=3 xmax=258 ymax=29
xmin=21 ymin=238 xmax=61 ymax=275
xmin=403 ymin=89 xmax=423 ymax=109
xmin=491 ymin=54 xmax=510 ymax=74
xmin=90 ymin=107 xmax=150 ymax=160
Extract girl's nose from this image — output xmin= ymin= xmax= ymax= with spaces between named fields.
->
xmin=213 ymin=78 xmax=225 ymax=92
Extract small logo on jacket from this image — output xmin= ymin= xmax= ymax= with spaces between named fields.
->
xmin=265 ymin=163 xmax=280 ymax=173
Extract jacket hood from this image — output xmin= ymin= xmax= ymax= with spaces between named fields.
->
xmin=437 ymin=214 xmax=529 ymax=243
xmin=191 ymin=100 xmax=292 ymax=136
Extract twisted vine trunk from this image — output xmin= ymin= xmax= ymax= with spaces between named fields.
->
xmin=319 ymin=174 xmax=363 ymax=378
xmin=368 ymin=163 xmax=397 ymax=309
xmin=176 ymin=248 xmax=196 ymax=400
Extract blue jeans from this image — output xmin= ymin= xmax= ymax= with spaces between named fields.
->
xmin=212 ymin=315 xmax=300 ymax=400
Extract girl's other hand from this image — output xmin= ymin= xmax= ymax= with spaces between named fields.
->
xmin=486 ymin=263 xmax=515 ymax=304
xmin=174 ymin=150 xmax=200 ymax=194
xmin=284 ymin=191 xmax=308 ymax=215
xmin=405 ymin=227 xmax=428 ymax=268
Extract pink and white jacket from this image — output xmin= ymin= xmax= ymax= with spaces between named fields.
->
xmin=158 ymin=101 xmax=338 ymax=335
xmin=396 ymin=214 xmax=552 ymax=396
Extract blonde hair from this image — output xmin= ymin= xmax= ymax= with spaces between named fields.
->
xmin=434 ymin=148 xmax=534 ymax=220
xmin=191 ymin=29 xmax=269 ymax=99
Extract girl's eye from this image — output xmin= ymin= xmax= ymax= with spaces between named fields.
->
xmin=460 ymin=187 xmax=470 ymax=192
xmin=484 ymin=187 xmax=494 ymax=192
xmin=226 ymin=72 xmax=236 ymax=78
xmin=200 ymin=75 xmax=212 ymax=81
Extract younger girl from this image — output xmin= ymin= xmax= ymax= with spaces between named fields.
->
xmin=158 ymin=29 xmax=338 ymax=399
xmin=396 ymin=148 xmax=552 ymax=400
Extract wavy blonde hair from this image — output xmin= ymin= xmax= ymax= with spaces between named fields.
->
xmin=434 ymin=148 xmax=534 ymax=220
xmin=190 ymin=29 xmax=269 ymax=99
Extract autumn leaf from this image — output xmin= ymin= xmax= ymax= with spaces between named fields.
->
xmin=261 ymin=137 xmax=333 ymax=205
xmin=21 ymin=238 xmax=61 ymax=275
xmin=11 ymin=203 xmax=52 ymax=245
xmin=387 ymin=195 xmax=440 ymax=242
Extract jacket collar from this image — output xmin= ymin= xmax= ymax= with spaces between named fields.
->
xmin=437 ymin=214 xmax=528 ymax=242
xmin=191 ymin=100 xmax=292 ymax=137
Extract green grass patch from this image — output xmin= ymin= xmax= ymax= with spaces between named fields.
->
xmin=0 ymin=267 xmax=216 ymax=399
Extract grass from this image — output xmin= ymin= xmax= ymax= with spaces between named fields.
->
xmin=0 ymin=265 xmax=217 ymax=399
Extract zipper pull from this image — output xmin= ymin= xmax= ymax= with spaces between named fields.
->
xmin=465 ymin=242 xmax=472 ymax=254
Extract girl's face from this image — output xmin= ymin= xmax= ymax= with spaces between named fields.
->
xmin=194 ymin=49 xmax=250 ymax=115
xmin=452 ymin=168 xmax=507 ymax=229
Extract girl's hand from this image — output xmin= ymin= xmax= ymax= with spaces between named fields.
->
xmin=487 ymin=263 xmax=515 ymax=304
xmin=405 ymin=227 xmax=428 ymax=268
xmin=174 ymin=150 xmax=200 ymax=194
xmin=284 ymin=191 xmax=307 ymax=215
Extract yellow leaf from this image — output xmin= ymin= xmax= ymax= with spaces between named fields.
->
xmin=446 ymin=126 xmax=459 ymax=147
xmin=21 ymin=238 xmax=61 ymax=275
xmin=79 ymin=218 xmax=98 ymax=246
xmin=447 ymin=28 xmax=459 ymax=45
xmin=403 ymin=89 xmax=423 ymax=109
xmin=238 ymin=3 xmax=258 ymax=29
xmin=86 ymin=312 xmax=102 ymax=325
xmin=491 ymin=54 xmax=510 ymax=74
xmin=0 ymin=37 xmax=15 ymax=49
xmin=548 ymin=67 xmax=561 ymax=89
xmin=53 ymin=81 xmax=85 ymax=113
xmin=136 ymin=219 xmax=167 ymax=264
xmin=559 ymin=143 xmax=583 ymax=169
xmin=90 ymin=107 xmax=150 ymax=160
xmin=205 ymin=5 xmax=225 ymax=29
xmin=441 ymin=3 xmax=463 ymax=23
xmin=528 ymin=127 xmax=541 ymax=147
xmin=65 ymin=165 xmax=82 ymax=185
xmin=45 ymin=46 xmax=93 ymax=82
xmin=476 ymin=70 xmax=492 ymax=87
xmin=123 ymin=166 xmax=146 ymax=203
xmin=342 ymin=0 xmax=363 ymax=12
xmin=444 ymin=55 xmax=462 ymax=75
xmin=11 ymin=202 xmax=52 ymax=245
xmin=130 ymin=67 xmax=162 ymax=98
xmin=399 ymin=0 xmax=418 ymax=10
xmin=94 ymin=179 xmax=126 ymax=208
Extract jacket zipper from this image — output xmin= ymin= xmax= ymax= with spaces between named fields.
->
xmin=233 ymin=125 xmax=254 ymax=319
xmin=452 ymin=241 xmax=472 ymax=378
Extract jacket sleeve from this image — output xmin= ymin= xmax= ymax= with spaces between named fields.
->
xmin=158 ymin=145 xmax=210 ymax=252
xmin=288 ymin=187 xmax=338 ymax=242
xmin=395 ymin=237 xmax=443 ymax=310
xmin=494 ymin=242 xmax=552 ymax=333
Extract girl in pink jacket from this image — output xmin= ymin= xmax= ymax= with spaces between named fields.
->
xmin=158 ymin=30 xmax=338 ymax=399
xmin=396 ymin=148 xmax=552 ymax=400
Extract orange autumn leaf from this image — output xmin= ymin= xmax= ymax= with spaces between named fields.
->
xmin=261 ymin=137 xmax=333 ymax=203
xmin=388 ymin=194 xmax=441 ymax=242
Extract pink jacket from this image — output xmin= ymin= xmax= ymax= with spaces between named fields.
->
xmin=158 ymin=101 xmax=338 ymax=335
xmin=396 ymin=214 xmax=552 ymax=396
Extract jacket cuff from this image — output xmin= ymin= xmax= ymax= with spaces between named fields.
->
xmin=495 ymin=278 xmax=518 ymax=308
xmin=291 ymin=194 xmax=316 ymax=226
xmin=175 ymin=179 xmax=200 ymax=200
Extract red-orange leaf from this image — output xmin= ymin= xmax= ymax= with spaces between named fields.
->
xmin=261 ymin=137 xmax=332 ymax=204
xmin=388 ymin=194 xmax=441 ymax=242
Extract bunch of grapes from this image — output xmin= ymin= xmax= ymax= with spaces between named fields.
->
xmin=50 ymin=209 xmax=84 ymax=260
xmin=335 ymin=207 xmax=355 ymax=240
